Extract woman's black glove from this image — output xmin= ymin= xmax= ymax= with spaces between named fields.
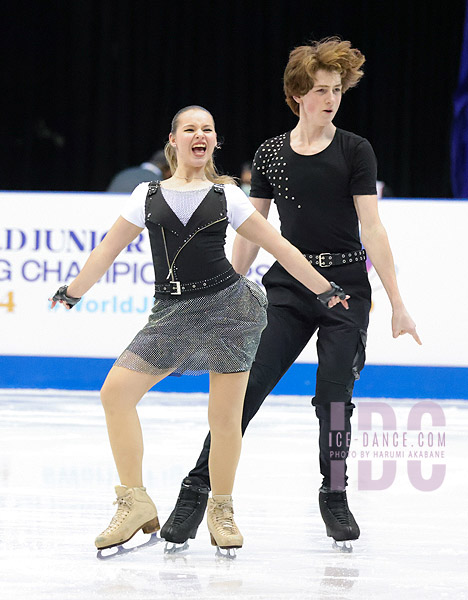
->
xmin=51 ymin=285 xmax=82 ymax=309
xmin=317 ymin=281 xmax=347 ymax=308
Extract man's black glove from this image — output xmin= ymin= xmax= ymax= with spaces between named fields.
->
xmin=52 ymin=285 xmax=82 ymax=309
xmin=317 ymin=281 xmax=347 ymax=308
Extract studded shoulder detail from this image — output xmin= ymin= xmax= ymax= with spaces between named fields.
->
xmin=252 ymin=133 xmax=292 ymax=201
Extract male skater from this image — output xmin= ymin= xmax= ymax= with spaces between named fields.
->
xmin=161 ymin=37 xmax=420 ymax=549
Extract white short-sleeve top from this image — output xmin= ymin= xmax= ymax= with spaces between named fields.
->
xmin=121 ymin=182 xmax=256 ymax=231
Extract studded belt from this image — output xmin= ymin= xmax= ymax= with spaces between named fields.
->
xmin=154 ymin=269 xmax=238 ymax=296
xmin=304 ymin=249 xmax=367 ymax=268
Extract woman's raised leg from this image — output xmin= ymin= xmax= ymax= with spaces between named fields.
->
xmin=95 ymin=365 xmax=172 ymax=550
xmin=100 ymin=365 xmax=172 ymax=486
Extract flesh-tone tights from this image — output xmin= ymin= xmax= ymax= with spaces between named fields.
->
xmin=100 ymin=366 xmax=249 ymax=495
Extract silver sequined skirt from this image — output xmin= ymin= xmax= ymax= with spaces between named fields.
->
xmin=114 ymin=276 xmax=268 ymax=376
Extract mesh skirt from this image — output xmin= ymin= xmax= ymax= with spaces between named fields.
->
xmin=114 ymin=276 xmax=268 ymax=376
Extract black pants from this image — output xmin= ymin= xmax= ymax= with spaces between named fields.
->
xmin=189 ymin=260 xmax=371 ymax=490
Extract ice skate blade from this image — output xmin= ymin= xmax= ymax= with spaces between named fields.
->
xmin=215 ymin=547 xmax=237 ymax=559
xmin=210 ymin=533 xmax=242 ymax=551
xmin=164 ymin=541 xmax=189 ymax=554
xmin=96 ymin=532 xmax=162 ymax=560
xmin=332 ymin=540 xmax=353 ymax=553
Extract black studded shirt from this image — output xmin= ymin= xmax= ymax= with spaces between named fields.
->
xmin=250 ymin=129 xmax=377 ymax=254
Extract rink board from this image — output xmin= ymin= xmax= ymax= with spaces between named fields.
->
xmin=0 ymin=355 xmax=467 ymax=399
xmin=0 ymin=192 xmax=467 ymax=398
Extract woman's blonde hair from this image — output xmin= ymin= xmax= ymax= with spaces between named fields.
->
xmin=283 ymin=37 xmax=365 ymax=116
xmin=164 ymin=105 xmax=235 ymax=185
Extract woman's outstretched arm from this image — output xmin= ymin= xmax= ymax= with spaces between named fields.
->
xmin=236 ymin=211 xmax=349 ymax=309
xmin=50 ymin=217 xmax=143 ymax=308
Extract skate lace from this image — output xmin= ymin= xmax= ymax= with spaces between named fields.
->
xmin=172 ymin=492 xmax=198 ymax=525
xmin=213 ymin=503 xmax=238 ymax=534
xmin=102 ymin=496 xmax=134 ymax=534
xmin=328 ymin=492 xmax=350 ymax=525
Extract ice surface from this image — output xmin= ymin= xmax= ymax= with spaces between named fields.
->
xmin=1 ymin=390 xmax=467 ymax=599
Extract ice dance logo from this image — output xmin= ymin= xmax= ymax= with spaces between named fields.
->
xmin=329 ymin=401 xmax=446 ymax=491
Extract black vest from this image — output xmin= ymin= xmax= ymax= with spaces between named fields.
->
xmin=145 ymin=181 xmax=239 ymax=298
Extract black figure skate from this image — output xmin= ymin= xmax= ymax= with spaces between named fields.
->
xmin=319 ymin=486 xmax=360 ymax=553
xmin=161 ymin=477 xmax=209 ymax=553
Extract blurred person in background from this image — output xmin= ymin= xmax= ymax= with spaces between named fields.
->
xmin=239 ymin=161 xmax=252 ymax=196
xmin=107 ymin=149 xmax=170 ymax=193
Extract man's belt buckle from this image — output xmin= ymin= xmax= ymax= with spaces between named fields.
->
xmin=318 ymin=253 xmax=333 ymax=267
xmin=170 ymin=281 xmax=182 ymax=295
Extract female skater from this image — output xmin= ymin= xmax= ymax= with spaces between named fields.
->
xmin=50 ymin=105 xmax=348 ymax=554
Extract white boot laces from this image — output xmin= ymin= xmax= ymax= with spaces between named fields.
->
xmin=214 ymin=502 xmax=237 ymax=534
xmin=103 ymin=495 xmax=134 ymax=534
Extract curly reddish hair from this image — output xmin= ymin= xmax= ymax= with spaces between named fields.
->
xmin=283 ymin=37 xmax=365 ymax=116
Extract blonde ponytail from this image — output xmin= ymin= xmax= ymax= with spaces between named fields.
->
xmin=164 ymin=142 xmax=178 ymax=175
xmin=204 ymin=156 xmax=236 ymax=185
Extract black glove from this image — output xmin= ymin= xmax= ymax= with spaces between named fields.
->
xmin=52 ymin=285 xmax=82 ymax=309
xmin=317 ymin=281 xmax=347 ymax=308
